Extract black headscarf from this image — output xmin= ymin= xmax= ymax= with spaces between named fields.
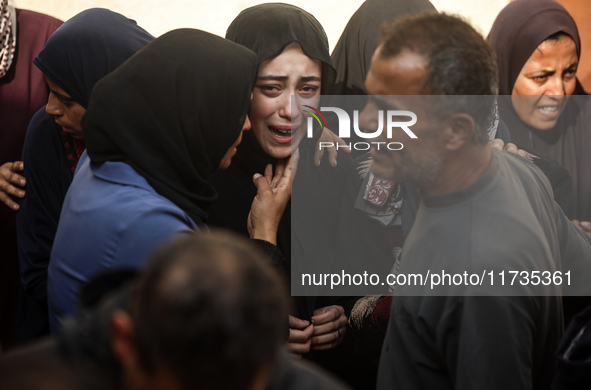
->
xmin=225 ymin=3 xmax=336 ymax=175
xmin=488 ymin=0 xmax=591 ymax=220
xmin=33 ymin=8 xmax=154 ymax=108
xmin=82 ymin=29 xmax=258 ymax=224
xmin=210 ymin=5 xmax=339 ymax=322
xmin=330 ymin=0 xmax=436 ymax=95
xmin=226 ymin=3 xmax=335 ymax=94
xmin=488 ymin=0 xmax=583 ymax=96
xmin=31 ymin=8 xmax=155 ymax=172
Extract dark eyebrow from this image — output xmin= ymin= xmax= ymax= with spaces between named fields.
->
xmin=530 ymin=69 xmax=555 ymax=75
xmin=257 ymin=75 xmax=288 ymax=81
xmin=526 ymin=62 xmax=579 ymax=77
xmin=299 ymin=76 xmax=321 ymax=83
xmin=49 ymin=89 xmax=74 ymax=102
xmin=257 ymin=75 xmax=321 ymax=83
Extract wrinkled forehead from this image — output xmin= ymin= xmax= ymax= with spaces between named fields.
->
xmin=365 ymin=47 xmax=427 ymax=96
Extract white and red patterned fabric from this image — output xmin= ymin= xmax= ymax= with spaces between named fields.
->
xmin=0 ymin=0 xmax=16 ymax=78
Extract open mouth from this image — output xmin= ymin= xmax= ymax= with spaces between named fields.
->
xmin=538 ymin=105 xmax=558 ymax=113
xmin=269 ymin=126 xmax=292 ymax=137
xmin=268 ymin=124 xmax=300 ymax=144
xmin=536 ymin=104 xmax=560 ymax=119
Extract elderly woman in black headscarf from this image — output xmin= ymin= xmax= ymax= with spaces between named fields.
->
xmin=14 ymin=8 xmax=153 ymax=344
xmin=47 ymin=28 xmax=259 ymax=331
xmin=488 ymin=0 xmax=591 ymax=223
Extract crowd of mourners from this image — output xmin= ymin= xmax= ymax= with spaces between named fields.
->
xmin=1 ymin=0 xmax=591 ymax=389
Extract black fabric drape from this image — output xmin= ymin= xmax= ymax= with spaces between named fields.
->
xmin=226 ymin=2 xmax=335 ymax=98
xmin=330 ymin=0 xmax=436 ymax=96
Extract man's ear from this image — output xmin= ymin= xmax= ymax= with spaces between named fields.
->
xmin=443 ymin=113 xmax=476 ymax=152
xmin=110 ymin=310 xmax=136 ymax=365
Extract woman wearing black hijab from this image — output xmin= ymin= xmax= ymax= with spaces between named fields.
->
xmin=47 ymin=28 xmax=258 ymax=331
xmin=14 ymin=8 xmax=154 ymax=344
xmin=488 ymin=0 xmax=591 ymax=222
xmin=209 ymin=1 xmax=363 ymax=372
xmin=488 ymin=0 xmax=591 ymax=342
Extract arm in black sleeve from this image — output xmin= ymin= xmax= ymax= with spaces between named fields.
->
xmin=16 ymin=109 xmax=72 ymax=302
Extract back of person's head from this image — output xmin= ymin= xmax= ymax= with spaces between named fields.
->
xmin=131 ymin=232 xmax=289 ymax=390
xmin=378 ymin=12 xmax=498 ymax=145
xmin=379 ymin=12 xmax=498 ymax=96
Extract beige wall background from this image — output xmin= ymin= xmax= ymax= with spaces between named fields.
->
xmin=555 ymin=0 xmax=591 ymax=91
xmin=11 ymin=0 xmax=510 ymax=51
